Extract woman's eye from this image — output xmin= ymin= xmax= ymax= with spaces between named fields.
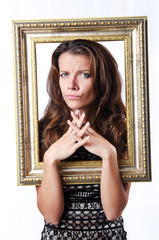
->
xmin=81 ymin=73 xmax=91 ymax=78
xmin=60 ymin=73 xmax=68 ymax=78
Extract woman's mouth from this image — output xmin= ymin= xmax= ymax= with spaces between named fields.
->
xmin=66 ymin=95 xmax=80 ymax=100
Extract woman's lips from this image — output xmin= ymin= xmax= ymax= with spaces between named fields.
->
xmin=66 ymin=95 xmax=80 ymax=100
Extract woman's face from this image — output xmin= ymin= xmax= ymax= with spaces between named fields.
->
xmin=58 ymin=52 xmax=96 ymax=114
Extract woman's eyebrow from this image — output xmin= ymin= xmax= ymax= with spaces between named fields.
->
xmin=77 ymin=69 xmax=90 ymax=73
xmin=59 ymin=69 xmax=90 ymax=73
xmin=59 ymin=70 xmax=68 ymax=73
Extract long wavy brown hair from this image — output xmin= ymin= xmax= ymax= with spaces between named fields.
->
xmin=39 ymin=39 xmax=127 ymax=161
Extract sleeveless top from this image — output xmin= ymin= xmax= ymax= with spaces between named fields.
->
xmin=41 ymin=147 xmax=127 ymax=240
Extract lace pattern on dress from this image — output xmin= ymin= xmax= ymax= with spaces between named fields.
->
xmin=41 ymin=184 xmax=127 ymax=240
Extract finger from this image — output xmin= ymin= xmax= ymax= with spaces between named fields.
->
xmin=68 ymin=120 xmax=90 ymax=138
xmin=75 ymin=109 xmax=82 ymax=119
xmin=77 ymin=113 xmax=85 ymax=128
xmin=71 ymin=111 xmax=85 ymax=128
xmin=69 ymin=111 xmax=80 ymax=135
xmin=68 ymin=112 xmax=78 ymax=134
xmin=67 ymin=120 xmax=80 ymax=134
xmin=70 ymin=111 xmax=79 ymax=126
xmin=68 ymin=126 xmax=76 ymax=135
xmin=75 ymin=109 xmax=80 ymax=117
xmin=71 ymin=110 xmax=79 ymax=121
xmin=68 ymin=125 xmax=74 ymax=133
xmin=87 ymin=126 xmax=96 ymax=135
xmin=73 ymin=136 xmax=89 ymax=149
xmin=69 ymin=132 xmax=83 ymax=142
xmin=86 ymin=127 xmax=103 ymax=142
xmin=78 ymin=122 xmax=90 ymax=138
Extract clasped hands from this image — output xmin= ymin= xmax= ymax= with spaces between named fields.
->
xmin=67 ymin=110 xmax=114 ymax=160
xmin=45 ymin=109 xmax=115 ymax=163
xmin=67 ymin=110 xmax=90 ymax=143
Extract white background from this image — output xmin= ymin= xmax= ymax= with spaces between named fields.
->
xmin=0 ymin=0 xmax=158 ymax=239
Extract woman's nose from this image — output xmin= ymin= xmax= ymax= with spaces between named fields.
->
xmin=68 ymin=75 xmax=79 ymax=90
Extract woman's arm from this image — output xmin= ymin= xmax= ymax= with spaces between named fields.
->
xmin=85 ymin=128 xmax=130 ymax=220
xmin=68 ymin=113 xmax=131 ymax=221
xmin=36 ymin=158 xmax=64 ymax=225
xmin=100 ymin=147 xmax=131 ymax=220
xmin=36 ymin=121 xmax=90 ymax=225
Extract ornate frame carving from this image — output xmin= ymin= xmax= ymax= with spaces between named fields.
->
xmin=13 ymin=17 xmax=151 ymax=185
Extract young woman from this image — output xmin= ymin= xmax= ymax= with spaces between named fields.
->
xmin=37 ymin=39 xmax=131 ymax=240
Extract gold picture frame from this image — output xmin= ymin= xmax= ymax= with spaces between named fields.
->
xmin=13 ymin=17 xmax=151 ymax=185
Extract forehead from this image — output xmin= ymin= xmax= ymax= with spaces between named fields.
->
xmin=58 ymin=52 xmax=90 ymax=70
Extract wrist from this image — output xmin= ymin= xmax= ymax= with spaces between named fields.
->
xmin=101 ymin=148 xmax=119 ymax=176
xmin=102 ymin=146 xmax=118 ymax=166
xmin=101 ymin=146 xmax=117 ymax=162
xmin=43 ymin=151 xmax=59 ymax=166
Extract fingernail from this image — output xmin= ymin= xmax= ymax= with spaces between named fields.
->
xmin=75 ymin=110 xmax=79 ymax=114
xmin=70 ymin=111 xmax=74 ymax=118
xmin=67 ymin=120 xmax=71 ymax=124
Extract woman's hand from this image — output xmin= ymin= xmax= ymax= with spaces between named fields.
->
xmin=84 ymin=127 xmax=117 ymax=160
xmin=68 ymin=110 xmax=116 ymax=160
xmin=44 ymin=112 xmax=89 ymax=164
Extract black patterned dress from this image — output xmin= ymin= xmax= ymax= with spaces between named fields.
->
xmin=41 ymin=147 xmax=127 ymax=240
